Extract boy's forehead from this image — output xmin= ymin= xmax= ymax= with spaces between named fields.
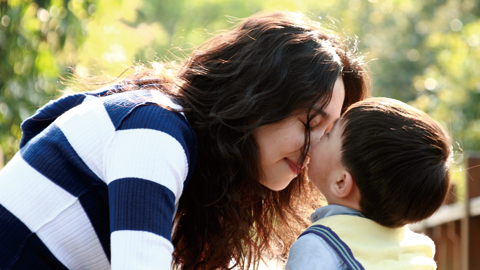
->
xmin=332 ymin=117 xmax=343 ymax=132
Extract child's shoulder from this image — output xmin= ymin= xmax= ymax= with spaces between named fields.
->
xmin=310 ymin=214 xmax=432 ymax=245
xmin=303 ymin=215 xmax=436 ymax=270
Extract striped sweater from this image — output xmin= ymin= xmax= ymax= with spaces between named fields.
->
xmin=0 ymin=86 xmax=197 ymax=269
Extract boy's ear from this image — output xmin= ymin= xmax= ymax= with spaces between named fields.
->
xmin=330 ymin=170 xmax=354 ymax=198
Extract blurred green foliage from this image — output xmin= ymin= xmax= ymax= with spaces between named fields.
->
xmin=0 ymin=0 xmax=478 ymax=186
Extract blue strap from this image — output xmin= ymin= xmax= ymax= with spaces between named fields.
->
xmin=298 ymin=224 xmax=365 ymax=270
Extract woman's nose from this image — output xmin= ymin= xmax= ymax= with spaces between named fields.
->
xmin=308 ymin=128 xmax=324 ymax=152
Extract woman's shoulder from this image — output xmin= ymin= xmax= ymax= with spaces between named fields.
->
xmin=112 ymin=89 xmax=196 ymax=151
xmin=58 ymin=85 xmax=191 ymax=135
xmin=21 ymin=85 xmax=194 ymax=151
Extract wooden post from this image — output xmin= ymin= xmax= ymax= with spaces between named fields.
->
xmin=464 ymin=154 xmax=480 ymax=270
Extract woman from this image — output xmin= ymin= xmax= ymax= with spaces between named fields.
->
xmin=0 ymin=11 xmax=370 ymax=270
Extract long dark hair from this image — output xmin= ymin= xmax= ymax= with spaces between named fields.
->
xmin=156 ymin=11 xmax=371 ymax=269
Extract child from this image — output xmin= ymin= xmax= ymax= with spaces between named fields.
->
xmin=286 ymin=97 xmax=451 ymax=270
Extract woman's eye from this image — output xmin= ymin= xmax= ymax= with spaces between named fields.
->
xmin=309 ymin=117 xmax=321 ymax=128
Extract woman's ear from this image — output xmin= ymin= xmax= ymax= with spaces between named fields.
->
xmin=330 ymin=171 xmax=354 ymax=198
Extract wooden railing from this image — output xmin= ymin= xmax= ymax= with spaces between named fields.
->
xmin=410 ymin=154 xmax=480 ymax=270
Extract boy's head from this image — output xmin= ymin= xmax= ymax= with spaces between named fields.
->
xmin=308 ymin=97 xmax=452 ymax=228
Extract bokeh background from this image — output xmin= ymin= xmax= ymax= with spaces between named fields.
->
xmin=2 ymin=0 xmax=479 ymax=194
xmin=1 ymin=0 xmax=480 ymax=269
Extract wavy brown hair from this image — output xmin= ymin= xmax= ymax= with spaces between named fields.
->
xmin=165 ymin=12 xmax=370 ymax=269
xmin=110 ymin=11 xmax=370 ymax=270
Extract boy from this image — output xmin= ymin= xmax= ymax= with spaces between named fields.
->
xmin=286 ymin=97 xmax=451 ymax=270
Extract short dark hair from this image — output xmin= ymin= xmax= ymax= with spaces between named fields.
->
xmin=341 ymin=97 xmax=451 ymax=228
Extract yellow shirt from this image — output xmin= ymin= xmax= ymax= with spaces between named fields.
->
xmin=304 ymin=215 xmax=436 ymax=270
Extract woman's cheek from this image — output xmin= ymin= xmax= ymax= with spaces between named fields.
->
xmin=293 ymin=134 xmax=307 ymax=151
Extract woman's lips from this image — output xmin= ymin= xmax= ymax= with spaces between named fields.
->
xmin=285 ymin=158 xmax=302 ymax=174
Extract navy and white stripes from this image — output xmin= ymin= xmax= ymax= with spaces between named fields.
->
xmin=0 ymin=87 xmax=197 ymax=269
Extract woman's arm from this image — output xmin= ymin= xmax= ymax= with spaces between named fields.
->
xmin=105 ymin=103 xmax=196 ymax=269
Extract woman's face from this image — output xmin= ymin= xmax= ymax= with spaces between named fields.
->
xmin=253 ymin=76 xmax=346 ymax=191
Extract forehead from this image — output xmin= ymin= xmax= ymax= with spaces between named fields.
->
xmin=297 ymin=76 xmax=345 ymax=119
xmin=331 ymin=118 xmax=343 ymax=132
xmin=327 ymin=79 xmax=346 ymax=116
xmin=314 ymin=77 xmax=345 ymax=114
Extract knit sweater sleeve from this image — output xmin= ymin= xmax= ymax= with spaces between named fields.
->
xmin=103 ymin=101 xmax=196 ymax=269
